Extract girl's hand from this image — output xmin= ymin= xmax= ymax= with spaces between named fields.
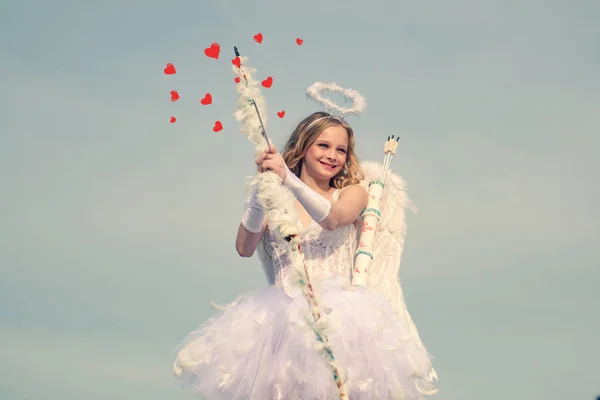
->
xmin=255 ymin=145 xmax=287 ymax=182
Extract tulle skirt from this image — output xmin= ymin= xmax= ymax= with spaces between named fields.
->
xmin=173 ymin=276 xmax=437 ymax=400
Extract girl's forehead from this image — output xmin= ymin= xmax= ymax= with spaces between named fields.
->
xmin=316 ymin=126 xmax=348 ymax=143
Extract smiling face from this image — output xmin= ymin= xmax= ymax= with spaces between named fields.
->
xmin=302 ymin=125 xmax=349 ymax=182
xmin=282 ymin=112 xmax=364 ymax=189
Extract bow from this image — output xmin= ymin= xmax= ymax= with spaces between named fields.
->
xmin=232 ymin=48 xmax=348 ymax=399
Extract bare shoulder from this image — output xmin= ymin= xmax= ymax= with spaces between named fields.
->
xmin=321 ymin=184 xmax=367 ymax=230
xmin=338 ymin=184 xmax=368 ymax=199
xmin=338 ymin=184 xmax=368 ymax=206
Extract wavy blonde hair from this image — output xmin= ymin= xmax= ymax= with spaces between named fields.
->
xmin=281 ymin=111 xmax=364 ymax=189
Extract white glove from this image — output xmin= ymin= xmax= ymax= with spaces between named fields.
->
xmin=240 ymin=186 xmax=264 ymax=233
xmin=284 ymin=167 xmax=331 ymax=223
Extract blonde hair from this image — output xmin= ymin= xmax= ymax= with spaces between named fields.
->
xmin=281 ymin=111 xmax=364 ymax=189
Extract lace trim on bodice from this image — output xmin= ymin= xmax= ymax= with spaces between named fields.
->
xmin=259 ymin=188 xmax=358 ymax=286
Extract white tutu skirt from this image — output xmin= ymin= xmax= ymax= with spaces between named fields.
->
xmin=173 ymin=277 xmax=437 ymax=400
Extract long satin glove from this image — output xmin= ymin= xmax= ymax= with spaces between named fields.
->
xmin=284 ymin=167 xmax=331 ymax=223
xmin=240 ymin=186 xmax=265 ymax=233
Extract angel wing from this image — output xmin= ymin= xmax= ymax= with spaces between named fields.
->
xmin=358 ymin=161 xmax=430 ymax=352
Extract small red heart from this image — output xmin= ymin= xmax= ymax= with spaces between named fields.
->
xmin=232 ymin=56 xmax=241 ymax=68
xmin=200 ymin=93 xmax=212 ymax=105
xmin=204 ymin=43 xmax=220 ymax=59
xmin=234 ymin=77 xmax=241 ymax=83
xmin=170 ymin=116 xmax=176 ymax=123
xmin=277 ymin=110 xmax=285 ymax=118
xmin=253 ymin=33 xmax=263 ymax=43
xmin=213 ymin=121 xmax=223 ymax=132
xmin=296 ymin=38 xmax=304 ymax=46
xmin=164 ymin=63 xmax=176 ymax=74
xmin=170 ymin=90 xmax=180 ymax=102
xmin=261 ymin=76 xmax=273 ymax=88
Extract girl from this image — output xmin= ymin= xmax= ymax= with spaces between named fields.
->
xmin=173 ymin=111 xmax=437 ymax=399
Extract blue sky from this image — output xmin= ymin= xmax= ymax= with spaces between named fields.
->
xmin=1 ymin=1 xmax=599 ymax=399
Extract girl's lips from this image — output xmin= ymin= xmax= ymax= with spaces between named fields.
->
xmin=319 ymin=161 xmax=337 ymax=170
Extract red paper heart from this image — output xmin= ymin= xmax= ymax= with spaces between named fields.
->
xmin=204 ymin=43 xmax=220 ymax=59
xmin=213 ymin=121 xmax=223 ymax=132
xmin=234 ymin=77 xmax=241 ymax=83
xmin=170 ymin=90 xmax=180 ymax=102
xmin=277 ymin=110 xmax=285 ymax=118
xmin=261 ymin=76 xmax=273 ymax=88
xmin=232 ymin=56 xmax=241 ymax=68
xmin=254 ymin=33 xmax=263 ymax=43
xmin=200 ymin=93 xmax=212 ymax=105
xmin=164 ymin=63 xmax=176 ymax=74
xmin=296 ymin=38 xmax=304 ymax=46
xmin=170 ymin=116 xmax=176 ymax=123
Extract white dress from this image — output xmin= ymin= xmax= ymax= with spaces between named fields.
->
xmin=173 ymin=189 xmax=437 ymax=400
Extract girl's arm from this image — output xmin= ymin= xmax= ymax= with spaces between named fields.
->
xmin=235 ymin=220 xmax=267 ymax=257
xmin=284 ymin=171 xmax=367 ymax=231
xmin=256 ymin=145 xmax=368 ymax=231
xmin=318 ymin=185 xmax=367 ymax=231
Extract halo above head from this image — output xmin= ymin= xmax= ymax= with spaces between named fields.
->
xmin=306 ymin=82 xmax=367 ymax=119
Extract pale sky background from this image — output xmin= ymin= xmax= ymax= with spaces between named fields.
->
xmin=1 ymin=1 xmax=599 ymax=399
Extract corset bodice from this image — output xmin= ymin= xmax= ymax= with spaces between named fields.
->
xmin=258 ymin=189 xmax=358 ymax=287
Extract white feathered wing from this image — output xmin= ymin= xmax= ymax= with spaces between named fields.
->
xmin=358 ymin=161 xmax=438 ymax=384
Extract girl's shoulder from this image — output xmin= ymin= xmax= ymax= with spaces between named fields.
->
xmin=333 ymin=183 xmax=367 ymax=201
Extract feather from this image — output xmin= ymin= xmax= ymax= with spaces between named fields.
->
xmin=359 ymin=161 xmax=438 ymax=385
xmin=306 ymin=81 xmax=367 ymax=117
xmin=232 ymin=55 xmax=349 ymax=397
